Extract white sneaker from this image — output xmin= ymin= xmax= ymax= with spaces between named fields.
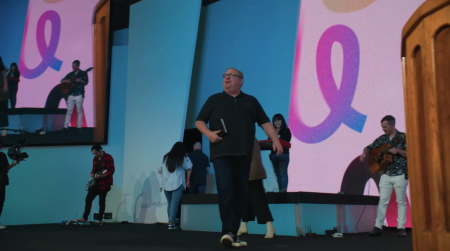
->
xmin=0 ymin=224 xmax=6 ymax=229
xmin=220 ymin=233 xmax=234 ymax=247
xmin=232 ymin=237 xmax=247 ymax=247
xmin=332 ymin=233 xmax=343 ymax=238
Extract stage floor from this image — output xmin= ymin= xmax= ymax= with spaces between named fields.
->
xmin=0 ymin=223 xmax=412 ymax=251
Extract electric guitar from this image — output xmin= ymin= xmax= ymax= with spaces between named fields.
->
xmin=85 ymin=169 xmax=107 ymax=191
xmin=61 ymin=67 xmax=94 ymax=95
xmin=368 ymin=137 xmax=404 ymax=174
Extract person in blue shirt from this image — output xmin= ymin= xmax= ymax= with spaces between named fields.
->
xmin=158 ymin=142 xmax=192 ymax=230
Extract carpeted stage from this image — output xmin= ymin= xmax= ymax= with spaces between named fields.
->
xmin=0 ymin=223 xmax=412 ymax=251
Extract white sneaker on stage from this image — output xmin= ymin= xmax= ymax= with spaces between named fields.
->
xmin=220 ymin=233 xmax=234 ymax=247
xmin=332 ymin=233 xmax=343 ymax=238
xmin=0 ymin=224 xmax=6 ymax=229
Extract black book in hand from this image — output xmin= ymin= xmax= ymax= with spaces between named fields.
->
xmin=218 ymin=119 xmax=227 ymax=137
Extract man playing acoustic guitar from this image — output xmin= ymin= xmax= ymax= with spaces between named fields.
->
xmin=61 ymin=60 xmax=89 ymax=133
xmin=359 ymin=115 xmax=408 ymax=237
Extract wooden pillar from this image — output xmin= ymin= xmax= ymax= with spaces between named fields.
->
xmin=401 ymin=0 xmax=450 ymax=250
xmin=93 ymin=0 xmax=110 ymax=142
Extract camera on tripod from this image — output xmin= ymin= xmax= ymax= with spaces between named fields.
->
xmin=8 ymin=138 xmax=29 ymax=163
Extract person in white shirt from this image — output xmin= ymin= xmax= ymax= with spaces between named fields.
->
xmin=158 ymin=141 xmax=192 ymax=230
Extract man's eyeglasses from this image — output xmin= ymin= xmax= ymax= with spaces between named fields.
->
xmin=222 ymin=73 xmax=242 ymax=78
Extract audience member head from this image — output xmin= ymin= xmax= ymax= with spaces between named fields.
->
xmin=193 ymin=142 xmax=202 ymax=150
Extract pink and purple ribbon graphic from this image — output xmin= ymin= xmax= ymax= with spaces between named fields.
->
xmin=20 ymin=10 xmax=63 ymax=79
xmin=291 ymin=25 xmax=366 ymax=144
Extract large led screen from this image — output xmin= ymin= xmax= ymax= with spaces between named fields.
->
xmin=0 ymin=0 xmax=110 ymax=146
xmin=288 ymin=0 xmax=425 ymax=228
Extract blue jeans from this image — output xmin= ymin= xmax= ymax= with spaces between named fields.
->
xmin=212 ymin=156 xmax=251 ymax=238
xmin=189 ymin=184 xmax=206 ymax=194
xmin=270 ymin=153 xmax=289 ymax=191
xmin=164 ymin=185 xmax=184 ymax=224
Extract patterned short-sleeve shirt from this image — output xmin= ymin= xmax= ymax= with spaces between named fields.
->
xmin=61 ymin=70 xmax=89 ymax=97
xmin=364 ymin=130 xmax=407 ymax=176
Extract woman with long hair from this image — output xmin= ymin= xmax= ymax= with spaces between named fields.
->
xmin=6 ymin=63 xmax=20 ymax=109
xmin=158 ymin=142 xmax=192 ymax=230
xmin=270 ymin=114 xmax=291 ymax=192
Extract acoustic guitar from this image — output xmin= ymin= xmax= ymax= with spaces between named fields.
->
xmin=61 ymin=67 xmax=93 ymax=95
xmin=368 ymin=138 xmax=403 ymax=174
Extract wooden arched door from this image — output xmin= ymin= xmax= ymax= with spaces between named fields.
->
xmin=402 ymin=0 xmax=450 ymax=250
xmin=93 ymin=0 xmax=110 ymax=142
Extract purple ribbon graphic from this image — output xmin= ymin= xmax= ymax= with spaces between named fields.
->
xmin=291 ymin=25 xmax=366 ymax=144
xmin=20 ymin=10 xmax=62 ymax=79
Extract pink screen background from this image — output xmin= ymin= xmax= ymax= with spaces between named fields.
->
xmin=17 ymin=0 xmax=99 ymax=127
xmin=288 ymin=0 xmax=425 ymax=227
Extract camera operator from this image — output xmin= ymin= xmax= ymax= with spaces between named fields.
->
xmin=0 ymin=139 xmax=18 ymax=229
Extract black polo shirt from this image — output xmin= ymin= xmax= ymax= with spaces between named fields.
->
xmin=196 ymin=91 xmax=270 ymax=161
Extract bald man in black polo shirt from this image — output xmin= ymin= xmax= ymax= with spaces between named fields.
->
xmin=196 ymin=67 xmax=282 ymax=248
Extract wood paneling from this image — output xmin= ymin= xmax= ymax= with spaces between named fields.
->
xmin=93 ymin=0 xmax=110 ymax=142
xmin=402 ymin=1 xmax=450 ymax=250
xmin=434 ymin=26 xmax=450 ymax=231
xmin=412 ymin=46 xmax=433 ymax=231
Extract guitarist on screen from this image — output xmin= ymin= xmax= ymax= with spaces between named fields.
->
xmin=77 ymin=145 xmax=115 ymax=225
xmin=61 ymin=60 xmax=89 ymax=132
xmin=359 ymin=115 xmax=408 ymax=237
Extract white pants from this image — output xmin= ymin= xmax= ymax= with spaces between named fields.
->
xmin=64 ymin=95 xmax=84 ymax=128
xmin=375 ymin=174 xmax=409 ymax=229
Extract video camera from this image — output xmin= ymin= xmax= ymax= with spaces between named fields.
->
xmin=8 ymin=138 xmax=29 ymax=163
